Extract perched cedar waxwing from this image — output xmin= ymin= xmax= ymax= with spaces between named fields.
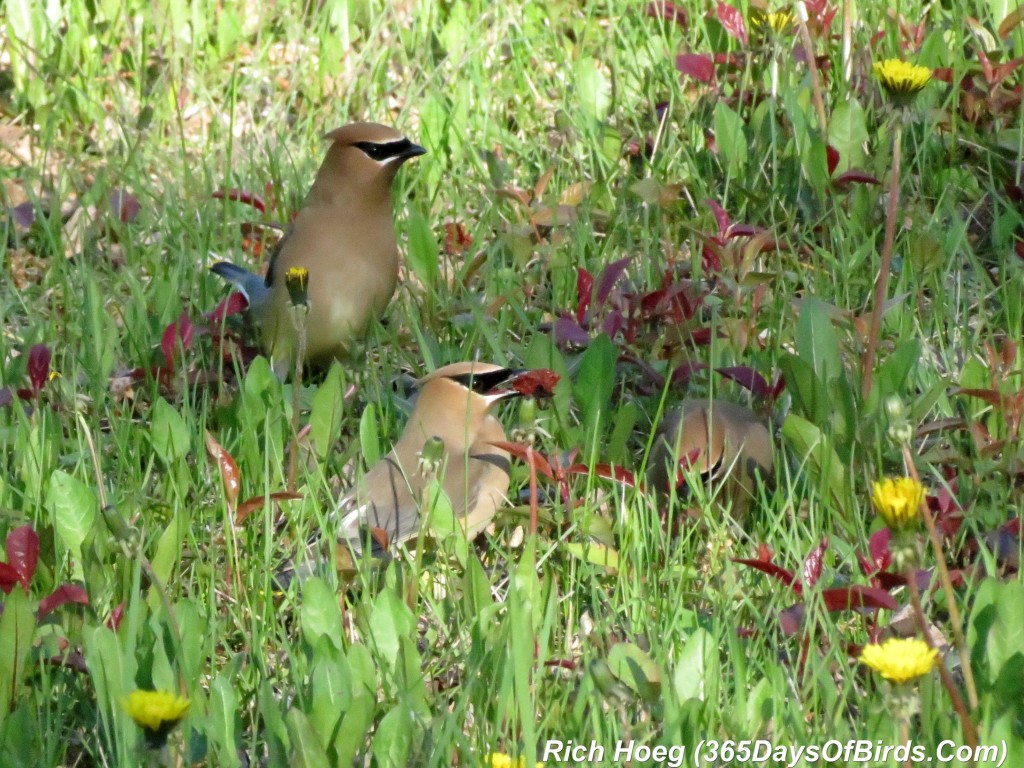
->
xmin=211 ymin=122 xmax=425 ymax=368
xmin=647 ymin=400 xmax=773 ymax=515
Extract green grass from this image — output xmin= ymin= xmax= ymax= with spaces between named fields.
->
xmin=2 ymin=0 xmax=1024 ymax=765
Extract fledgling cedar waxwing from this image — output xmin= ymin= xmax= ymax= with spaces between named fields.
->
xmin=285 ymin=363 xmax=529 ymax=582
xmin=211 ymin=122 xmax=425 ymax=368
xmin=647 ymin=399 xmax=773 ymax=516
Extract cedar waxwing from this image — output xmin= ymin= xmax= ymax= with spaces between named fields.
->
xmin=211 ymin=122 xmax=425 ymax=368
xmin=287 ymin=363 xmax=528 ymax=581
xmin=647 ymin=399 xmax=773 ymax=515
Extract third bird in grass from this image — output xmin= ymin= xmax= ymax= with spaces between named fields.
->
xmin=647 ymin=399 xmax=774 ymax=517
xmin=210 ymin=122 xmax=425 ymax=370
xmin=285 ymin=363 xmax=554 ymax=582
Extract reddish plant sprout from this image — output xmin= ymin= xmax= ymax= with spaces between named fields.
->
xmin=734 ymin=539 xmax=898 ymax=637
xmin=109 ymin=188 xmax=141 ymax=223
xmin=213 ymin=187 xmax=267 ymax=214
xmin=716 ymin=1 xmax=748 ymax=47
xmin=646 ymin=1 xmax=688 ymax=28
xmin=504 ymin=369 xmax=560 ymax=398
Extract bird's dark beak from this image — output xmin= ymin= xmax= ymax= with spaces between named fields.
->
xmin=400 ymin=142 xmax=427 ymax=160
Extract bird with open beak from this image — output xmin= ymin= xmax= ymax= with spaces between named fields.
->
xmin=211 ymin=122 xmax=425 ymax=369
xmin=647 ymin=399 xmax=774 ymax=518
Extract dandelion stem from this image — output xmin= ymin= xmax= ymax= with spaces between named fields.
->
xmin=901 ymin=444 xmax=979 ymax=711
xmin=905 ymin=566 xmax=978 ymax=755
xmin=862 ymin=123 xmax=902 ymax=400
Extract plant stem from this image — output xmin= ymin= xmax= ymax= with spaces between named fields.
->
xmin=902 ymin=444 xmax=979 ymax=710
xmin=288 ymin=306 xmax=309 ymax=494
xmin=905 ymin=569 xmax=978 ymax=755
xmin=862 ymin=122 xmax=903 ymax=400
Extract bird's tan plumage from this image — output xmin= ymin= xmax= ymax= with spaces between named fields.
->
xmin=647 ymin=399 xmax=773 ymax=515
xmin=339 ymin=363 xmax=518 ymax=553
xmin=216 ymin=122 xmax=424 ymax=368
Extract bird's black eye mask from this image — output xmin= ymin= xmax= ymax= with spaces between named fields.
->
xmin=446 ymin=368 xmax=523 ymax=395
xmin=353 ymin=139 xmax=421 ymax=162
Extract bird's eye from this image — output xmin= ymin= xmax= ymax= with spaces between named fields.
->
xmin=353 ymin=139 xmax=416 ymax=162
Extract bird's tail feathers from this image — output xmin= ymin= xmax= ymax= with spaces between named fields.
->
xmin=209 ymin=260 xmax=271 ymax=307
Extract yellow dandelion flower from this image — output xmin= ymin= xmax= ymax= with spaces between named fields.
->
xmin=122 ymin=689 xmax=190 ymax=747
xmin=484 ymin=753 xmax=544 ymax=768
xmin=873 ymin=59 xmax=932 ymax=104
xmin=284 ymin=266 xmax=310 ymax=306
xmin=872 ymin=477 xmax=925 ymax=530
xmin=860 ymin=637 xmax=938 ymax=684
xmin=751 ymin=8 xmax=795 ymax=35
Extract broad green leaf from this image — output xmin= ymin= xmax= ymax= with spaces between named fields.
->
xmin=309 ymin=363 xmax=345 ymax=459
xmin=367 ymin=588 xmax=415 ymax=675
xmin=371 ymin=703 xmax=414 ymax=767
xmin=782 ymin=414 xmax=852 ymax=513
xmin=208 ymin=672 xmax=241 ymax=768
xmin=286 ymin=708 xmax=331 ymax=768
xmin=777 ymin=353 xmax=829 ymax=425
xmin=673 ymin=628 xmax=718 ymax=703
xmin=575 ymin=333 xmax=617 ymax=445
xmin=45 ymin=469 xmax=98 ymax=580
xmin=424 ymin=479 xmax=468 ymax=566
xmin=359 ymin=402 xmax=381 ymax=467
xmin=333 ymin=693 xmax=374 ymax=766
xmin=0 ymin=588 xmax=34 ymax=733
xmin=608 ymin=642 xmax=661 ymax=702
xmin=564 ymin=541 xmax=619 ymax=573
xmin=829 ymin=99 xmax=869 ymax=170
xmin=405 ymin=208 xmax=440 ymax=289
xmin=301 ymin=578 xmax=344 ymax=651
xmin=258 ymin=682 xmax=290 ymax=764
xmin=795 ymin=296 xmax=843 ymax=385
xmin=713 ymin=102 xmax=748 ymax=176
xmin=576 ymin=57 xmax=611 ymax=120
xmin=986 ymin=580 xmax=1024 ymax=680
xmin=150 ymin=397 xmax=191 ymax=465
xmin=149 ymin=512 xmax=187 ymax=609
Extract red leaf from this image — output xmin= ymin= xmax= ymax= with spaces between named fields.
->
xmin=595 ymin=257 xmax=632 ymax=306
xmin=37 ymin=584 xmax=89 ymax=620
xmin=205 ymin=431 xmax=241 ymax=510
xmin=868 ymin=528 xmax=893 ymax=572
xmin=826 ymin=145 xmax=840 ymax=177
xmin=6 ymin=525 xmax=39 ymax=590
xmin=11 ymin=201 xmax=36 ymax=229
xmin=490 ymin=441 xmax=555 ymax=482
xmin=716 ymin=1 xmax=749 ymax=46
xmin=565 ymin=463 xmax=636 ymax=486
xmin=646 ymin=1 xmax=687 ymax=27
xmin=27 ymin=344 xmax=51 ymax=393
xmin=235 ymin=491 xmax=304 ymax=525
xmin=505 ymin=369 xmax=560 ymax=398
xmin=675 ymin=53 xmax=716 ymax=84
xmin=778 ymin=603 xmax=804 ymax=635
xmin=160 ymin=311 xmax=194 ymax=370
xmin=443 ymin=222 xmax=473 ymax=255
xmin=207 ymin=292 xmax=249 ymax=325
xmin=733 ymin=558 xmax=800 ymax=592
xmin=714 ymin=366 xmax=770 ymax=398
xmin=106 ymin=602 xmax=125 ymax=630
xmin=802 ymin=537 xmax=828 ymax=588
xmin=932 ymin=67 xmax=954 ymax=84
xmin=576 ymin=267 xmax=594 ymax=325
xmin=820 ymin=585 xmax=898 ymax=612
xmin=109 ymin=188 xmax=141 ymax=223
xmin=832 ymin=169 xmax=881 ymax=188
xmin=706 ymin=199 xmax=731 ymax=237
xmin=553 ymin=317 xmax=592 ymax=347
xmin=0 ymin=562 xmax=21 ymax=594
xmin=952 ymin=387 xmax=1004 ymax=407
xmin=213 ymin=188 xmax=267 ymax=214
